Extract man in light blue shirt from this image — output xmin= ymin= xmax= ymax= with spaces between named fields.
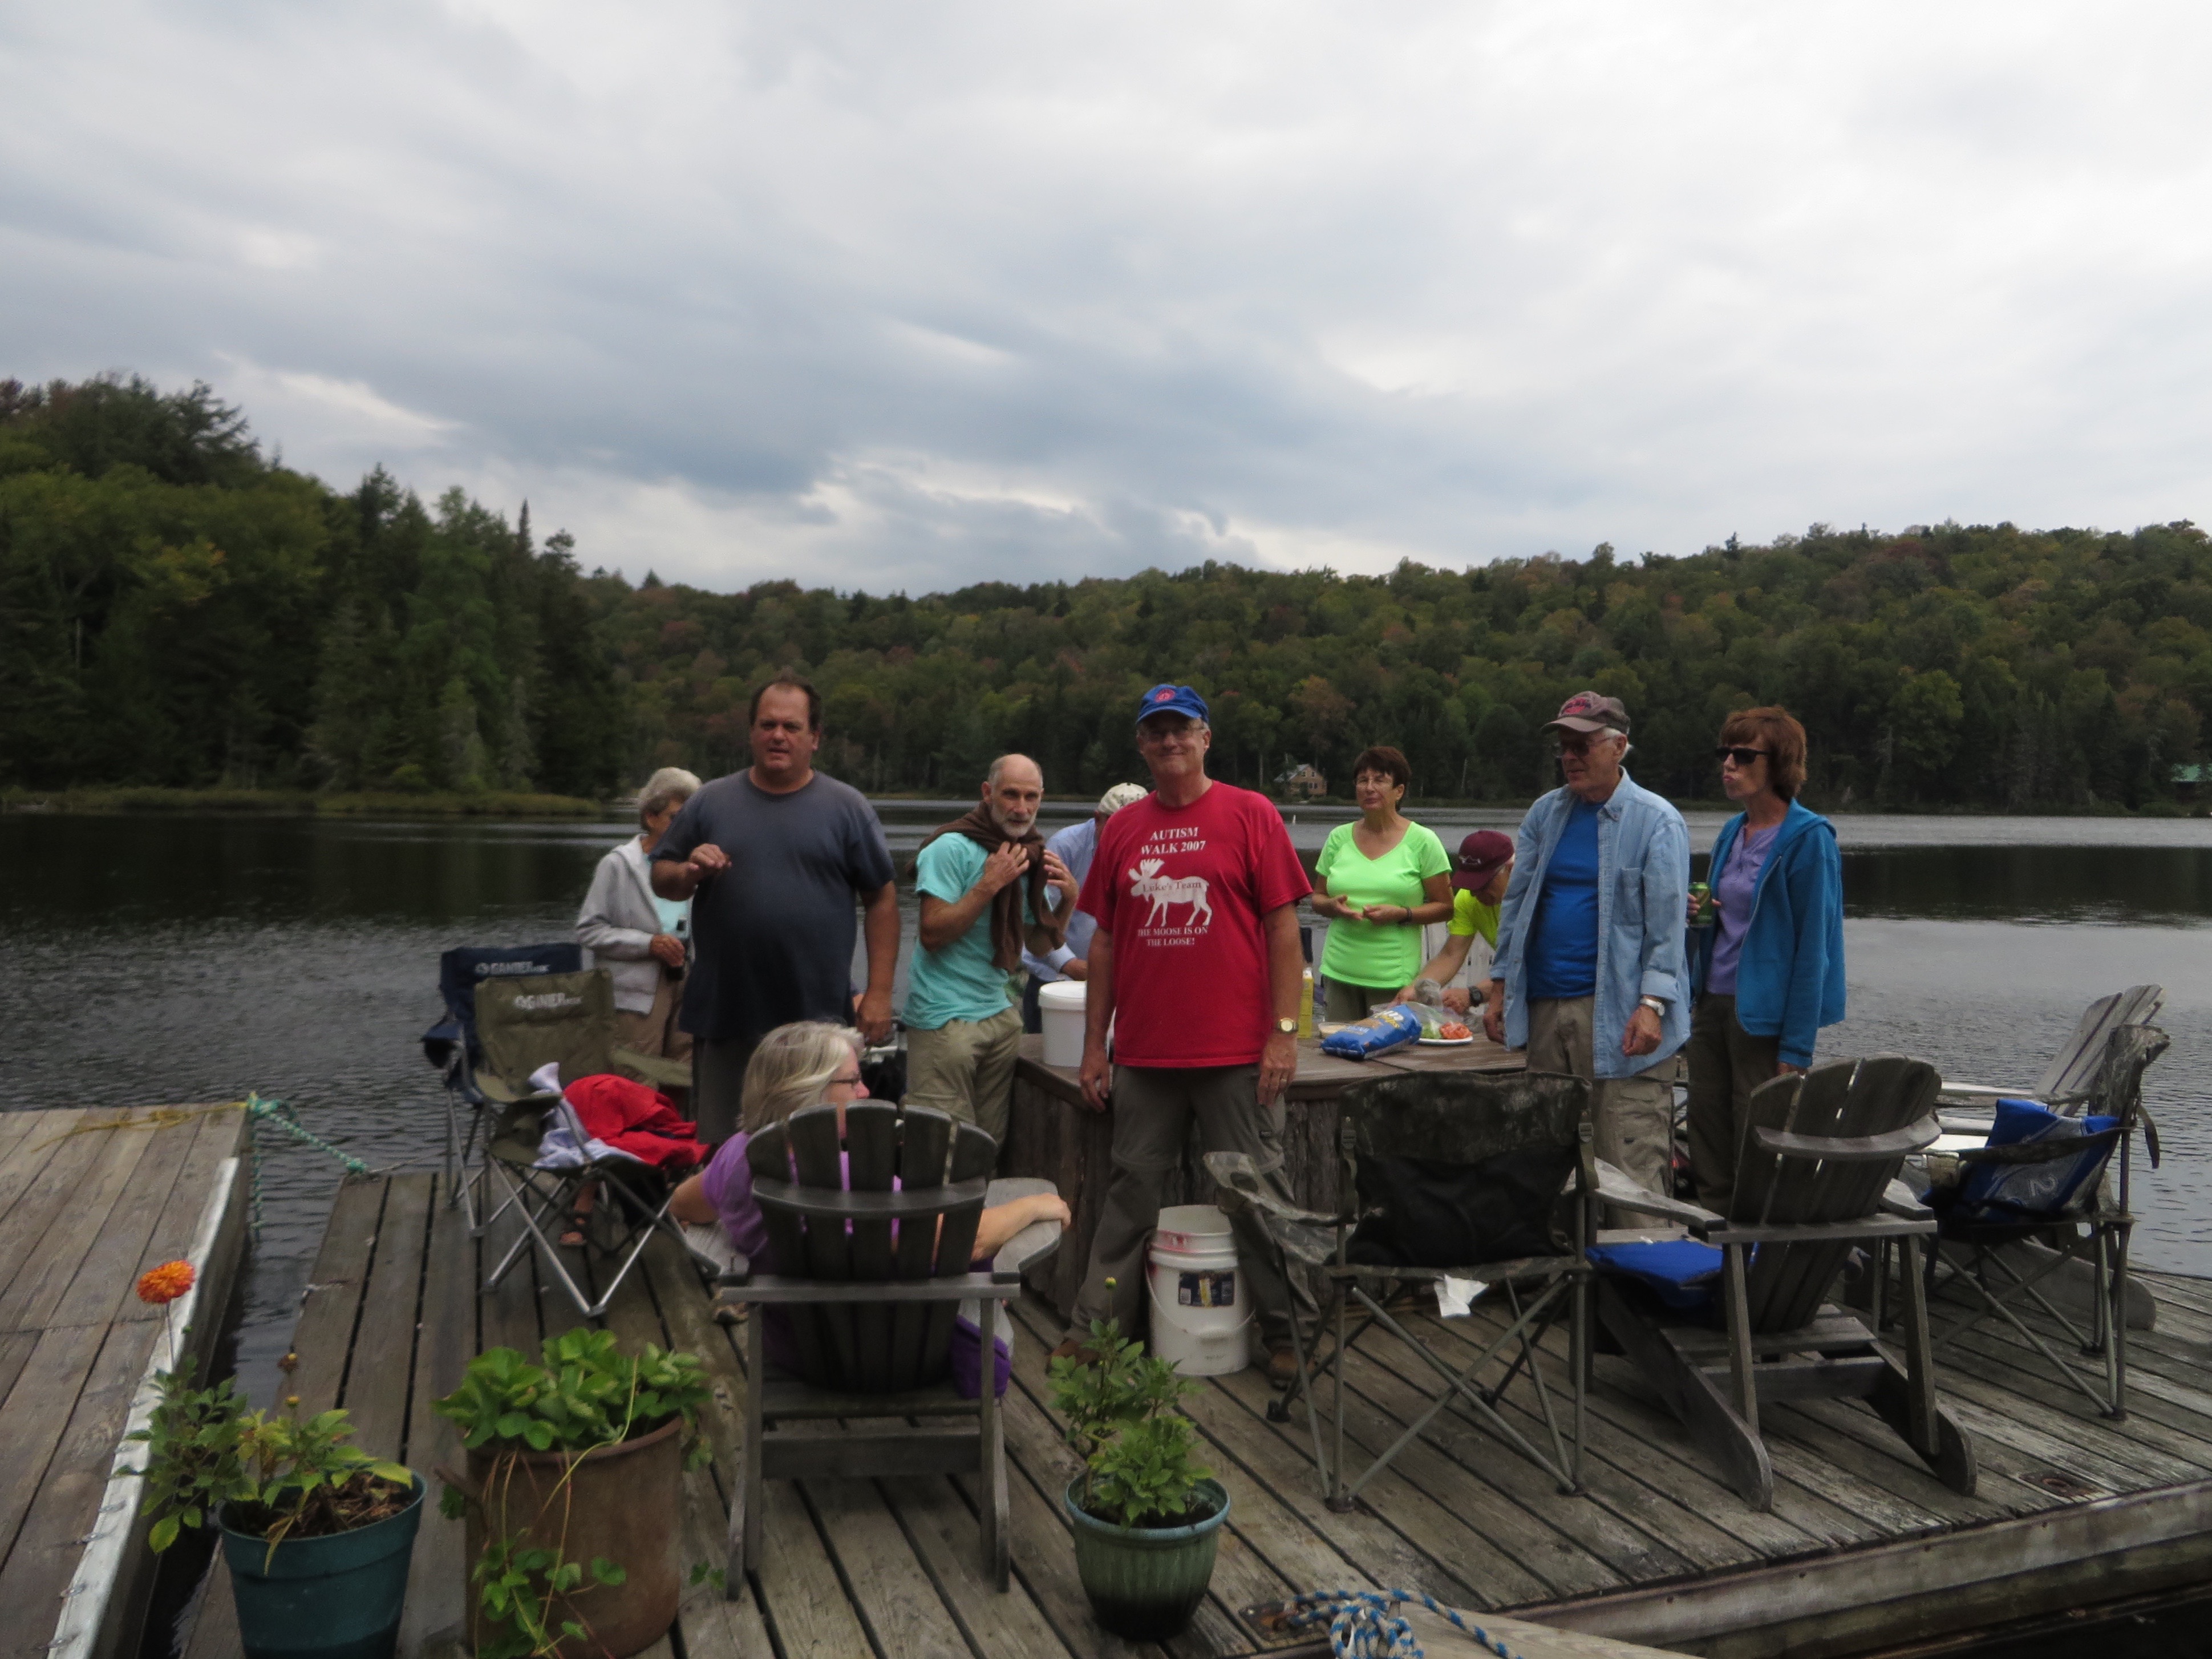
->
xmin=1485 ymin=691 xmax=1690 ymax=1202
xmin=1019 ymin=782 xmax=1150 ymax=1031
xmin=906 ymin=754 xmax=1078 ymax=1139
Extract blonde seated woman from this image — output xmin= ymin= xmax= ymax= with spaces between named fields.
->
xmin=671 ymin=1021 xmax=1068 ymax=1398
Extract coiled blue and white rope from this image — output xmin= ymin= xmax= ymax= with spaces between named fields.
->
xmin=1270 ymin=1589 xmax=1524 ymax=1659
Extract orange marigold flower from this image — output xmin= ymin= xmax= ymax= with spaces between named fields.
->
xmin=136 ymin=1260 xmax=196 ymax=1305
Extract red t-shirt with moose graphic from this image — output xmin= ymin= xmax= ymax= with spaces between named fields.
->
xmin=1077 ymin=780 xmax=1312 ymax=1068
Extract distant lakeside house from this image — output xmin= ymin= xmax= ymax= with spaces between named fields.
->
xmin=1275 ymin=763 xmax=1327 ymax=802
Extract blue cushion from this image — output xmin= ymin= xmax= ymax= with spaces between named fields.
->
xmin=1588 ymin=1240 xmax=1725 ymax=1310
xmin=1951 ymin=1098 xmax=2119 ymax=1223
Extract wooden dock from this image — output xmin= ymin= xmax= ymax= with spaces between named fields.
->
xmin=172 ymin=1167 xmax=2212 ymax=1659
xmin=0 ymin=1105 xmax=252 ymax=1659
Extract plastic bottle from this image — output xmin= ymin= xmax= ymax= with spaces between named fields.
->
xmin=1298 ymin=968 xmax=1316 ymax=1038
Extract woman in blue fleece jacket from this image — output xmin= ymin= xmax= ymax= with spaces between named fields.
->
xmin=1686 ymin=706 xmax=1846 ymax=1216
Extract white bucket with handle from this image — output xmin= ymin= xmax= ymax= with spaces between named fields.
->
xmin=1147 ymin=1205 xmax=1249 ymax=1376
xmin=1039 ymin=978 xmax=1087 ymax=1069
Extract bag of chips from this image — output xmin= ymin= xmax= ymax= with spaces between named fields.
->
xmin=1319 ymin=1004 xmax=1423 ymax=1061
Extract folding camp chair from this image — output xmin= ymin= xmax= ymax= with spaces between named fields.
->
xmin=1929 ymin=1025 xmax=2169 ymax=1419
xmin=1936 ymin=985 xmax=2164 ymax=1112
xmin=1590 ymin=1055 xmax=1977 ymax=1512
xmin=431 ymin=950 xmax=691 ymax=1228
xmin=425 ymin=944 xmax=582 ymax=1224
xmin=1207 ymin=1070 xmax=1597 ymax=1510
xmin=467 ymin=968 xmax=700 ymax=1318
xmin=708 ymin=1103 xmax=1062 ymax=1593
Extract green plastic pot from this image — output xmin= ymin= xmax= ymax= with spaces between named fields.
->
xmin=218 ymin=1476 xmax=424 ymax=1659
xmin=1063 ymin=1477 xmax=1230 ymax=1640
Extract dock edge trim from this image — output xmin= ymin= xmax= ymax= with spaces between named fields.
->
xmin=47 ymin=1155 xmax=241 ymax=1659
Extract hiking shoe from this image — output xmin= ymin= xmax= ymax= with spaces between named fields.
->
xmin=1266 ymin=1344 xmax=1302 ymax=1386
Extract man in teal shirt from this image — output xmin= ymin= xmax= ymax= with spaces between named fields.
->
xmin=906 ymin=754 xmax=1078 ymax=1139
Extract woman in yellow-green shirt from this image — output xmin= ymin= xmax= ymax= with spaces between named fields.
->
xmin=1308 ymin=746 xmax=1453 ymax=1022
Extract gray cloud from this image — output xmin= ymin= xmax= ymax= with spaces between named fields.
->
xmin=8 ymin=1 xmax=2212 ymax=592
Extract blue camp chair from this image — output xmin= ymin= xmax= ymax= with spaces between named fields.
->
xmin=1927 ymin=1025 xmax=2169 ymax=1419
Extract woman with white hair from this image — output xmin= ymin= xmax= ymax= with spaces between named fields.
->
xmin=671 ymin=1022 xmax=1068 ymax=1398
xmin=577 ymin=766 xmax=702 ymax=1060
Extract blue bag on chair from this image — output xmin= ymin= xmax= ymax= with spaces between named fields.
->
xmin=1587 ymin=1239 xmax=1728 ymax=1312
xmin=1951 ymin=1098 xmax=2119 ymax=1223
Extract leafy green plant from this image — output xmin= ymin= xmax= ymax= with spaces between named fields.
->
xmin=128 ymin=1354 xmax=413 ymax=1556
xmin=434 ymin=1329 xmax=712 ymax=1659
xmin=1048 ymin=1315 xmax=1216 ymax=1529
xmin=433 ymin=1328 xmax=710 ymax=1458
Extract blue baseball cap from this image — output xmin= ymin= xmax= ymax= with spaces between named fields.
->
xmin=1135 ymin=683 xmax=1209 ymax=728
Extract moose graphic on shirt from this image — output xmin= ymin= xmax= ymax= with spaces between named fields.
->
xmin=1130 ymin=859 xmax=1213 ymax=929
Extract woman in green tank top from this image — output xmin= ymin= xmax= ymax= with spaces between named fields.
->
xmin=1308 ymin=745 xmax=1453 ymax=1022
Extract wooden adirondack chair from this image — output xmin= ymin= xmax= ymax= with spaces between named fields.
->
xmin=711 ymin=1103 xmax=1062 ymax=1594
xmin=1592 ymin=1055 xmax=1978 ymax=1512
xmin=1937 ymin=985 xmax=2164 ymax=1111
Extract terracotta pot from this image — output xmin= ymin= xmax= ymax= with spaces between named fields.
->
xmin=462 ymin=1416 xmax=683 ymax=1659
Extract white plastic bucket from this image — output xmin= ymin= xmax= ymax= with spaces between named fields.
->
xmin=1148 ymin=1205 xmax=1249 ymax=1376
xmin=1039 ymin=978 xmax=1087 ymax=1069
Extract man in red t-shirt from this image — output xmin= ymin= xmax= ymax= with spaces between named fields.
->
xmin=1052 ymin=684 xmax=1312 ymax=1382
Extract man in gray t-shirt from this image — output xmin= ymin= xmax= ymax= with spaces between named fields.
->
xmin=653 ymin=675 xmax=898 ymax=1139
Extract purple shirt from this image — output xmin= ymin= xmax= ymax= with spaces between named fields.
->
xmin=695 ymin=1132 xmax=1008 ymax=1397
xmin=1706 ymin=822 xmax=1778 ymax=997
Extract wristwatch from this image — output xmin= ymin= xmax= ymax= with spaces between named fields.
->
xmin=1274 ymin=1017 xmax=1298 ymax=1035
xmin=1637 ymin=996 xmax=1666 ymax=1015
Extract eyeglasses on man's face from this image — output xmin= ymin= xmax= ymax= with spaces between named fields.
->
xmin=1551 ymin=733 xmax=1618 ymax=758
xmin=1715 ymin=746 xmax=1770 ymax=768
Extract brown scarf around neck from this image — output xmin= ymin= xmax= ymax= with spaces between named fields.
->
xmin=917 ymin=806 xmax=1061 ymax=972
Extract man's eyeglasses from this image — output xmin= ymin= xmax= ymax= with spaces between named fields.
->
xmin=1137 ymin=721 xmax=1199 ymax=745
xmin=1551 ymin=734 xmax=1615 ymax=757
xmin=1714 ymin=746 xmax=1770 ymax=767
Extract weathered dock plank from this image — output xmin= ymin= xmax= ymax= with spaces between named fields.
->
xmin=0 ymin=1105 xmax=249 ymax=1659
xmin=168 ymin=1171 xmax=2212 ymax=1659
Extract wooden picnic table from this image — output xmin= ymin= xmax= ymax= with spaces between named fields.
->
xmin=1000 ymin=1029 xmax=1524 ymax=1319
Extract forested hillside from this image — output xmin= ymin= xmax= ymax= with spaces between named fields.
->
xmin=6 ymin=374 xmax=2209 ymax=810
xmin=1 ymin=375 xmax=622 ymax=797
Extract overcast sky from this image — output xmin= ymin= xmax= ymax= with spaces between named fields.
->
xmin=7 ymin=3 xmax=2211 ymax=593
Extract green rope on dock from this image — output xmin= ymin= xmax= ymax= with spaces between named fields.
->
xmin=1273 ymin=1589 xmax=1522 ymax=1659
xmin=242 ymin=1093 xmax=372 ymax=1234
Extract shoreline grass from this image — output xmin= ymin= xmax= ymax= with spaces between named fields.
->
xmin=1 ymin=784 xmax=611 ymax=818
xmin=3 ymin=784 xmax=2201 ymax=820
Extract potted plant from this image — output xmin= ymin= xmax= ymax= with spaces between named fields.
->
xmin=1049 ymin=1311 xmax=1230 ymax=1641
xmin=432 ymin=1327 xmax=711 ymax=1659
xmin=129 ymin=1262 xmax=422 ymax=1659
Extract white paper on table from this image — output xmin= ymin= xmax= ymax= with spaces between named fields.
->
xmin=1435 ymin=1276 xmax=1488 ymax=1318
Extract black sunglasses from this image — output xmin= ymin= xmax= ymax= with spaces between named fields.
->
xmin=1715 ymin=746 xmax=1769 ymax=766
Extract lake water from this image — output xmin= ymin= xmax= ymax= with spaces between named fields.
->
xmin=3 ymin=803 xmax=2208 ymax=1429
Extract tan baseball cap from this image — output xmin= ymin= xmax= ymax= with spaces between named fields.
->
xmin=1097 ymin=783 xmax=1148 ymax=813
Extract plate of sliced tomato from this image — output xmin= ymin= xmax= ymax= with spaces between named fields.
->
xmin=1419 ymin=1022 xmax=1476 ymax=1046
